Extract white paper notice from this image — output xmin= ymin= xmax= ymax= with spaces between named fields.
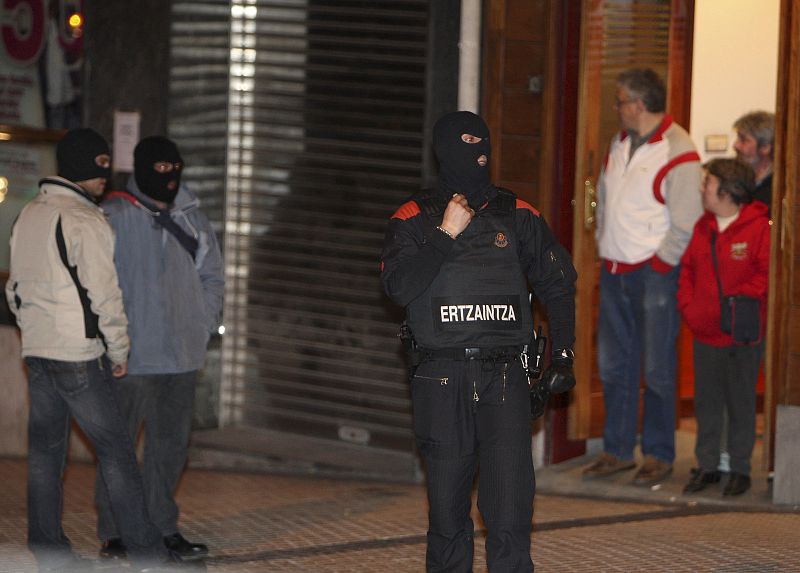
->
xmin=113 ymin=111 xmax=141 ymax=172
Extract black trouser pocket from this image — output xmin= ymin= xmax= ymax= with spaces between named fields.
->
xmin=411 ymin=362 xmax=460 ymax=456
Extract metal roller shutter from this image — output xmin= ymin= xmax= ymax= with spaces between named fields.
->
xmin=170 ymin=0 xmax=430 ymax=479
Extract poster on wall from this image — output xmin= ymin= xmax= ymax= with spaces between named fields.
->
xmin=0 ymin=0 xmax=83 ymax=280
xmin=0 ymin=143 xmax=46 ymax=273
xmin=0 ymin=0 xmax=84 ymax=130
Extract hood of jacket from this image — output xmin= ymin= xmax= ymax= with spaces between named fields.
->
xmin=697 ymin=200 xmax=769 ymax=237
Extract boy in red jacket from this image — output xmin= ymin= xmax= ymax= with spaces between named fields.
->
xmin=677 ymin=158 xmax=770 ymax=496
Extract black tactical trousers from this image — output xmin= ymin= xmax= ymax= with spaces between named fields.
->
xmin=411 ymin=357 xmax=534 ymax=573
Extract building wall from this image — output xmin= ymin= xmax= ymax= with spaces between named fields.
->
xmin=0 ymin=328 xmax=28 ymax=457
xmin=84 ymin=0 xmax=173 ymax=187
xmin=689 ymin=0 xmax=780 ymax=162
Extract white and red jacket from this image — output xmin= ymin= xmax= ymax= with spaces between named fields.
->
xmin=677 ymin=201 xmax=770 ymax=346
xmin=596 ymin=115 xmax=703 ymax=273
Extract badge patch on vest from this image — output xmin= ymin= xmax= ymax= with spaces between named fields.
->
xmin=494 ymin=232 xmax=508 ymax=248
xmin=730 ymin=241 xmax=748 ymax=260
xmin=432 ymin=295 xmax=522 ymax=332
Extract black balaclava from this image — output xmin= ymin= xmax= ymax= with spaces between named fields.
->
xmin=134 ymin=136 xmax=183 ymax=204
xmin=56 ymin=128 xmax=111 ymax=183
xmin=433 ymin=111 xmax=492 ymax=208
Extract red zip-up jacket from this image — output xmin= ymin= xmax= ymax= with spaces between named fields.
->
xmin=677 ymin=201 xmax=770 ymax=346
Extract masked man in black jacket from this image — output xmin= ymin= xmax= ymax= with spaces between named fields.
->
xmin=381 ymin=111 xmax=577 ymax=573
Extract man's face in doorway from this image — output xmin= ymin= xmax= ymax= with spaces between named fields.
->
xmin=733 ymin=130 xmax=766 ymax=168
xmin=614 ymin=85 xmax=641 ymax=132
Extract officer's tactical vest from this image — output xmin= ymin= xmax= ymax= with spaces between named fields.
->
xmin=407 ymin=188 xmax=533 ymax=349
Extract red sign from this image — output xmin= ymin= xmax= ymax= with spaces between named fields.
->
xmin=1 ymin=0 xmax=46 ymax=66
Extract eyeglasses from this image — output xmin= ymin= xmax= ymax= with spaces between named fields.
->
xmin=153 ymin=161 xmax=183 ymax=173
xmin=613 ymin=98 xmax=638 ymax=109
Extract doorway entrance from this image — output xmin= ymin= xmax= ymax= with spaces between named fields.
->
xmin=483 ymin=0 xmax=782 ymax=470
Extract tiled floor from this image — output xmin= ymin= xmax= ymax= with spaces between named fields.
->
xmin=1 ymin=442 xmax=799 ymax=573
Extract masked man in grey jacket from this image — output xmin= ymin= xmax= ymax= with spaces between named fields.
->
xmin=94 ymin=136 xmax=224 ymax=563
xmin=5 ymin=128 xmax=170 ymax=572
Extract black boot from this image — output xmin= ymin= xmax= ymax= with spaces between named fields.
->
xmin=99 ymin=537 xmax=127 ymax=560
xmin=723 ymin=472 xmax=751 ymax=496
xmin=164 ymin=532 xmax=209 ymax=561
xmin=682 ymin=468 xmax=721 ymax=493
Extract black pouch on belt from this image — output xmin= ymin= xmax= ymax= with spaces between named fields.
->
xmin=526 ymin=327 xmax=550 ymax=420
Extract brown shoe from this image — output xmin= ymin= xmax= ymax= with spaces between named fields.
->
xmin=633 ymin=455 xmax=673 ymax=486
xmin=582 ymin=452 xmax=636 ymax=479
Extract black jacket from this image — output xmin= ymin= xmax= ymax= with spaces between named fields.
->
xmin=381 ymin=187 xmax=577 ymax=350
xmin=751 ymin=172 xmax=772 ymax=217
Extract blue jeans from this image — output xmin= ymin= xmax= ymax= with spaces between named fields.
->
xmin=95 ymin=371 xmax=197 ymax=540
xmin=25 ymin=357 xmax=165 ymax=568
xmin=597 ymin=264 xmax=680 ymax=463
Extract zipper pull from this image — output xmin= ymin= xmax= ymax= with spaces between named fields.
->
xmin=502 ymin=363 xmax=507 ymax=403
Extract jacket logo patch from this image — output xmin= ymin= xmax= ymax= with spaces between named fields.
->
xmin=494 ymin=232 xmax=508 ymax=248
xmin=439 ymin=303 xmax=517 ymax=323
xmin=730 ymin=242 xmax=748 ymax=260
xmin=432 ymin=295 xmax=523 ymax=332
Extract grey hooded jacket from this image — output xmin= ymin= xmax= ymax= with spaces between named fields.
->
xmin=102 ymin=177 xmax=224 ymax=375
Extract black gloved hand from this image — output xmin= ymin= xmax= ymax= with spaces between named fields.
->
xmin=529 ymin=379 xmax=550 ymax=420
xmin=541 ymin=349 xmax=576 ymax=394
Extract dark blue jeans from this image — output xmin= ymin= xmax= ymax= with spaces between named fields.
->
xmin=597 ymin=264 xmax=680 ymax=464
xmin=25 ymin=356 xmax=165 ymax=568
xmin=95 ymin=371 xmax=197 ymax=541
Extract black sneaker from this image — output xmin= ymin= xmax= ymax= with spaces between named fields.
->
xmin=99 ymin=538 xmax=127 ymax=560
xmin=683 ymin=467 xmax=722 ymax=493
xmin=723 ymin=472 xmax=751 ymax=496
xmin=163 ymin=533 xmax=208 ymax=562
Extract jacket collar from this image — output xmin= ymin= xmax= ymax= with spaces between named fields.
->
xmin=619 ymin=115 xmax=673 ymax=144
xmin=703 ymin=200 xmax=769 ymax=233
xmin=39 ymin=176 xmax=100 ymax=206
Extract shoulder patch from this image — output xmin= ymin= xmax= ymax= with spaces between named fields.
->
xmin=391 ymin=201 xmax=421 ymax=220
xmin=515 ymin=199 xmax=540 ymax=217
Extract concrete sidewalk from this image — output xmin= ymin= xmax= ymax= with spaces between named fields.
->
xmin=536 ymin=428 xmax=779 ymax=510
xmin=0 ymin=448 xmax=798 ymax=573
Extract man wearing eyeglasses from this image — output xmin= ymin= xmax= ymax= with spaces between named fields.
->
xmin=584 ymin=68 xmax=703 ymax=486
xmin=94 ymin=136 xmax=224 ymax=563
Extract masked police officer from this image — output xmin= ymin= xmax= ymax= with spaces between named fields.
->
xmin=381 ymin=111 xmax=577 ymax=572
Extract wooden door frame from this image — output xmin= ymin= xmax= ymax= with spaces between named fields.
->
xmin=569 ymin=0 xmax=604 ymax=440
xmin=482 ymin=0 xmax=556 ymax=223
xmin=764 ymin=0 xmax=800 ymax=469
